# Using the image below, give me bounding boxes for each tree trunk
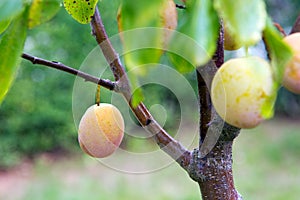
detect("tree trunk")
[186,112,242,200]
[197,140,241,200]
[189,22,243,199]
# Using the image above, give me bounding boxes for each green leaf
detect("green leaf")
[118,0,177,107]
[214,0,266,47]
[28,0,61,29]
[167,51,195,73]
[0,19,11,34]
[168,0,219,72]
[118,0,175,74]
[0,7,29,106]
[263,18,293,84]
[0,0,23,21]
[129,73,144,108]
[260,18,293,119]
[0,0,23,34]
[260,88,276,120]
[63,0,98,24]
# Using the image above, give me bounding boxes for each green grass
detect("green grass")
[22,156,200,200]
[233,118,300,200]
[3,118,300,200]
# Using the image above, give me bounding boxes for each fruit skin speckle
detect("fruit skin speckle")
[211,56,274,129]
[282,33,300,94]
[63,0,97,24]
[78,103,124,158]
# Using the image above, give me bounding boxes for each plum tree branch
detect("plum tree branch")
[197,21,224,145]
[21,53,115,90]
[290,14,300,34]
[212,22,225,69]
[196,67,212,143]
[90,7,192,169]
[192,20,242,200]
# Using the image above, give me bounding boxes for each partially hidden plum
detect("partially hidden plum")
[282,33,300,94]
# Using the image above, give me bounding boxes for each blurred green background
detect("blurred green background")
[0,0,300,199]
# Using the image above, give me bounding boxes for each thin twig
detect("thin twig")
[90,7,192,169]
[274,23,286,36]
[290,14,300,34]
[21,53,115,90]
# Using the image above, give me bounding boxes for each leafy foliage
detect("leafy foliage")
[0,19,11,34]
[0,7,90,167]
[29,0,61,28]
[214,0,267,47]
[263,18,293,84]
[169,0,219,72]
[117,0,177,106]
[0,0,23,22]
[0,7,29,105]
[0,1,120,167]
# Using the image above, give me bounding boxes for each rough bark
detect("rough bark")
[192,21,242,200]
[188,114,242,200]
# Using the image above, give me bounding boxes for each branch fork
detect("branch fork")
[20,6,252,200]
